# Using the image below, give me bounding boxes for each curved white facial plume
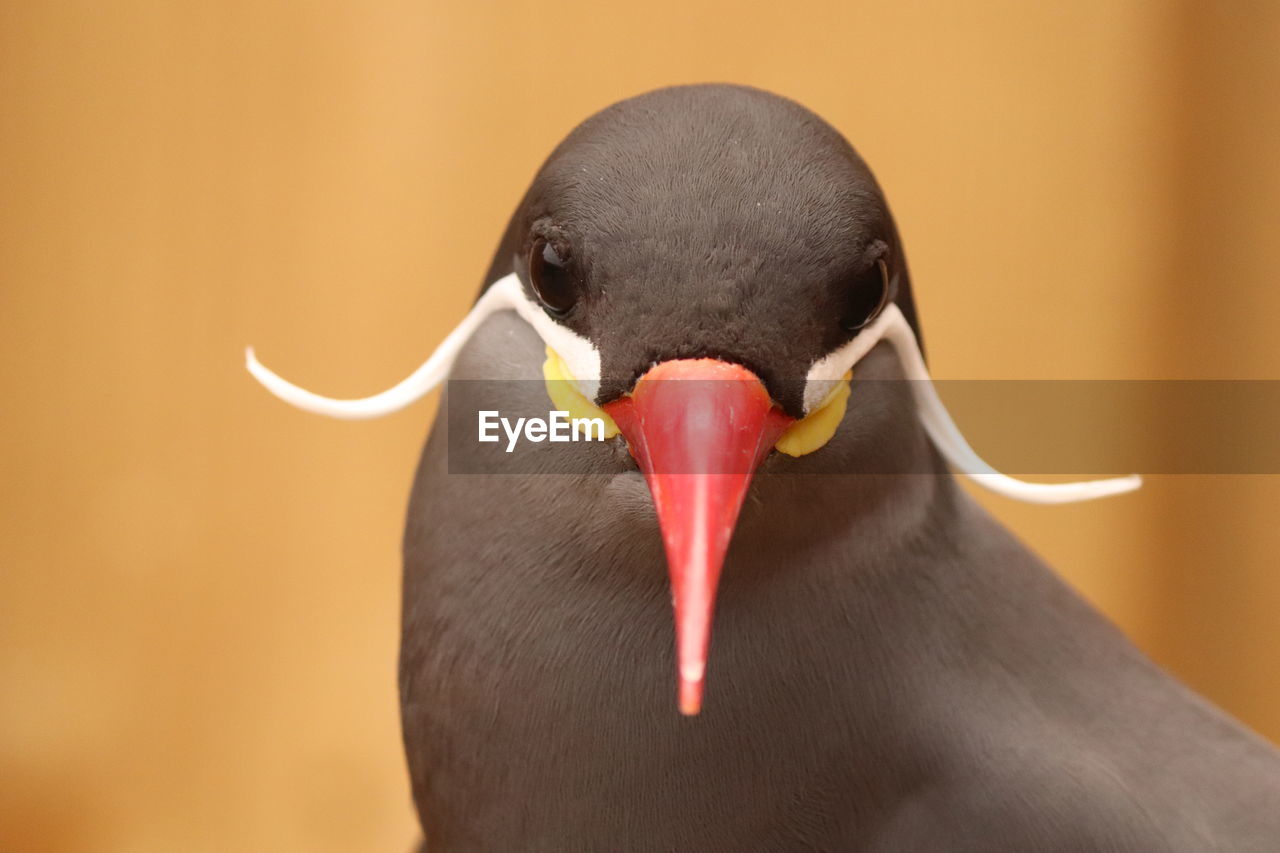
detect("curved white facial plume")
[805,303,1142,504]
[246,273,1141,504]
[245,274,599,419]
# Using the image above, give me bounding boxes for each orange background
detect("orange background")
[2,2,1278,851]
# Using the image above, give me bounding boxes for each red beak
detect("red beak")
[603,359,795,715]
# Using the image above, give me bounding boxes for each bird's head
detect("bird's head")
[247,84,1139,715]
[505,85,916,713]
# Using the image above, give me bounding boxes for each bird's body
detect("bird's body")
[403,312,1280,851]
[247,83,1280,850]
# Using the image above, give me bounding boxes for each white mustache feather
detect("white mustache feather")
[246,273,1141,504]
[245,274,598,419]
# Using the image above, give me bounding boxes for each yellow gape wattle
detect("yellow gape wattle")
[542,347,849,457]
[774,372,852,457]
[542,347,620,438]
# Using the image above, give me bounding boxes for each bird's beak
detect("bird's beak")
[603,360,795,715]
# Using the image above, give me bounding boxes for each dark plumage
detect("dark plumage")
[481,84,921,417]
[400,84,1280,851]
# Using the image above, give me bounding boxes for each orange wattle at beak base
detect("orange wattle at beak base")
[602,359,795,716]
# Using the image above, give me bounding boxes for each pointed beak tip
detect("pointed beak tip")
[679,679,704,716]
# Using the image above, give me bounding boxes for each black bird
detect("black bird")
[249,85,1280,852]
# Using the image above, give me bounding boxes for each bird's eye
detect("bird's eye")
[528,238,578,317]
[840,258,893,332]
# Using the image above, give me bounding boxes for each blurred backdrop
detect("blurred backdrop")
[2,1,1278,851]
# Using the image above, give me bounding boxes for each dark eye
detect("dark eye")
[528,238,578,317]
[840,259,893,332]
